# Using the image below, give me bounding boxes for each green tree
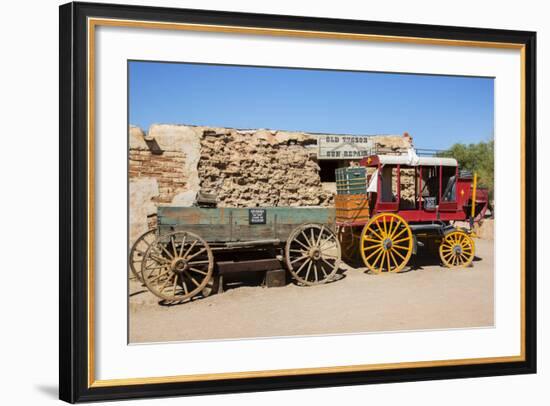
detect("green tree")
[438,140,494,200]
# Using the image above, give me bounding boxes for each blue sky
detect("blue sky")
[129,61,494,150]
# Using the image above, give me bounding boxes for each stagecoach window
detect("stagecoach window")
[421,166,438,199]
[441,166,457,202]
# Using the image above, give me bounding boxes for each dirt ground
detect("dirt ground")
[129,234,494,344]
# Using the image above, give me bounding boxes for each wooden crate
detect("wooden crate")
[335,167,367,195]
[335,194,370,224]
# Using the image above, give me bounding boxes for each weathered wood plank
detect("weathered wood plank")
[157,206,336,243]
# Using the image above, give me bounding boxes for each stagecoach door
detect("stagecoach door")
[376,164,399,212]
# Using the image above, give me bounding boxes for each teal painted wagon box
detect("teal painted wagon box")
[157,206,337,244]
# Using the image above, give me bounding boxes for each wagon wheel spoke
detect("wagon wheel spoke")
[391,247,406,261]
[148,268,171,284]
[368,226,384,241]
[303,261,313,282]
[158,243,174,260]
[377,252,387,273]
[389,250,400,270]
[179,275,191,296]
[189,267,208,276]
[294,238,310,250]
[183,271,201,287]
[318,262,329,278]
[313,263,319,282]
[363,243,381,251]
[182,239,197,259]
[290,254,309,264]
[178,233,187,257]
[365,246,384,261]
[316,225,325,246]
[187,247,207,261]
[320,257,335,269]
[360,213,412,274]
[171,272,179,294]
[371,249,385,269]
[289,248,306,253]
[157,273,174,293]
[187,259,210,265]
[149,253,169,264]
[303,230,316,247]
[286,224,341,286]
[386,217,394,238]
[375,221,386,238]
[294,258,311,274]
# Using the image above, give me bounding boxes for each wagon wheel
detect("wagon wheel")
[285,223,341,286]
[337,224,360,263]
[439,230,475,268]
[360,213,413,274]
[128,228,156,283]
[141,231,214,302]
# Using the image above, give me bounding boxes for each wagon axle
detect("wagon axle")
[172,258,189,273]
[309,247,322,260]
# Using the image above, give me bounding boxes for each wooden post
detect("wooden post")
[471,172,478,219]
[396,165,401,206]
[418,166,423,209]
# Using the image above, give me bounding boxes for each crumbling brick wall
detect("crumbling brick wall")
[129,149,188,204]
[128,124,202,243]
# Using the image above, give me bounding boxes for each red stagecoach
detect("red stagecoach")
[335,149,489,273]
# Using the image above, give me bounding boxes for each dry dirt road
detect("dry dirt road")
[129,237,494,343]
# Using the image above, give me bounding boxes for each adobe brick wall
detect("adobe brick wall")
[129,149,188,204]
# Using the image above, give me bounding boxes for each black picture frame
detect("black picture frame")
[59,1,537,403]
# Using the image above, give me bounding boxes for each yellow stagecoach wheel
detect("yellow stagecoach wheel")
[360,213,413,274]
[439,231,475,268]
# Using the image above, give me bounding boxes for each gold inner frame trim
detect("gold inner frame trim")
[87,17,527,388]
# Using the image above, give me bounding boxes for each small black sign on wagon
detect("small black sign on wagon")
[249,208,267,225]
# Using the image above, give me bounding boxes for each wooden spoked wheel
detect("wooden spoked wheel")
[337,224,361,263]
[129,228,156,283]
[285,224,341,286]
[439,231,475,268]
[141,231,214,302]
[360,213,413,273]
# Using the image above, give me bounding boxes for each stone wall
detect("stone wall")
[198,129,333,207]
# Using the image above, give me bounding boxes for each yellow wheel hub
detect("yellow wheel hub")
[439,231,475,268]
[360,213,413,273]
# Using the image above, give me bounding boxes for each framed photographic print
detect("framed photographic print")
[59,1,537,403]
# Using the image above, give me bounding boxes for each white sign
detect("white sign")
[318,135,374,159]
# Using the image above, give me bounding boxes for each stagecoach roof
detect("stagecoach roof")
[365,153,457,167]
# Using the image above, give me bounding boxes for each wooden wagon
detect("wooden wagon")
[130,206,342,303]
